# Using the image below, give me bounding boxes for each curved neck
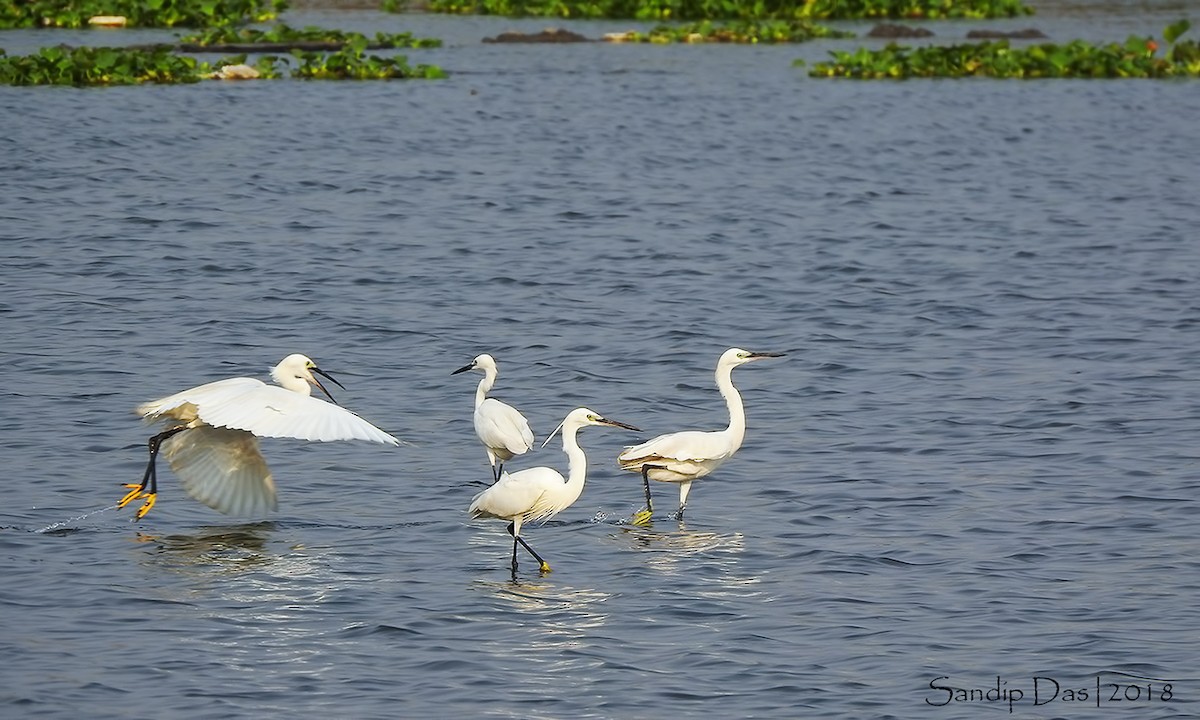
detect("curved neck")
[558,423,589,507]
[474,368,496,408]
[717,363,746,452]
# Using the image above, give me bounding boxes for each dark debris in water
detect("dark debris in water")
[483,28,591,44]
[867,23,934,39]
[967,27,1048,39]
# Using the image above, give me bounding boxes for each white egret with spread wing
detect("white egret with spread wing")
[119,353,400,519]
[618,347,784,522]
[469,407,639,577]
[452,353,535,482]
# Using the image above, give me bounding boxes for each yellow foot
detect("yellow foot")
[630,509,653,526]
[117,484,146,509]
[134,493,157,520]
[538,561,552,573]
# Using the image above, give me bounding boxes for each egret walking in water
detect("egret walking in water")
[119,353,400,519]
[452,353,534,482]
[618,347,784,523]
[468,407,638,577]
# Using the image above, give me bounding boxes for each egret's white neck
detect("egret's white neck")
[557,422,590,508]
[474,367,497,408]
[272,365,312,396]
[717,363,746,452]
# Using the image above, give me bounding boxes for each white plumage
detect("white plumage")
[452,353,534,482]
[119,353,400,519]
[617,347,784,521]
[469,407,638,576]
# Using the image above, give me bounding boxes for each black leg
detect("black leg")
[640,466,655,513]
[494,462,504,483]
[506,522,550,573]
[509,527,519,576]
[119,426,185,519]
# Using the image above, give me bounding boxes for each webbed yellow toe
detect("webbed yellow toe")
[134,493,157,519]
[117,484,146,509]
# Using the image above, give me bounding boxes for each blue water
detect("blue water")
[2,2,1200,717]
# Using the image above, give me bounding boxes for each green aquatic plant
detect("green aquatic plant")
[618,19,854,43]
[0,45,447,85]
[0,45,209,85]
[178,23,442,49]
[807,19,1200,78]
[0,0,286,29]
[287,46,447,80]
[416,0,1029,21]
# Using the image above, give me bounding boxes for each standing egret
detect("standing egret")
[118,353,400,520]
[452,353,535,482]
[468,407,639,577]
[618,347,784,522]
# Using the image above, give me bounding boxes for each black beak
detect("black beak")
[749,351,786,359]
[311,366,345,405]
[600,417,641,432]
[451,362,475,375]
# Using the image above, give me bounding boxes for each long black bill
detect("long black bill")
[451,362,476,375]
[311,366,346,405]
[749,351,786,359]
[600,418,641,432]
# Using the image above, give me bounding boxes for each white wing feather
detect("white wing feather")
[140,380,400,445]
[468,466,566,524]
[619,430,733,465]
[475,398,534,457]
[161,426,277,517]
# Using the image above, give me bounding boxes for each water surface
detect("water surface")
[2,2,1200,717]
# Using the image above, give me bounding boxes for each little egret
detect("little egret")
[618,347,784,522]
[119,353,400,519]
[468,407,639,577]
[452,353,535,482]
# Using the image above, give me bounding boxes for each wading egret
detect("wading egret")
[452,353,535,482]
[469,407,639,577]
[119,353,400,519]
[618,347,784,522]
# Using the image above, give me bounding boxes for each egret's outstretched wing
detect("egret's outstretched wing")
[138,377,399,444]
[137,378,266,423]
[619,430,733,466]
[475,398,534,456]
[162,426,277,517]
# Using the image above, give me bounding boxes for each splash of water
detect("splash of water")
[33,505,119,534]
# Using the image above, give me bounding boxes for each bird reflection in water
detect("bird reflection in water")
[614,522,759,590]
[132,522,280,575]
[473,579,612,658]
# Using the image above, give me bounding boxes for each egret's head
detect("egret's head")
[542,407,641,447]
[452,353,498,376]
[273,353,346,403]
[720,347,786,370]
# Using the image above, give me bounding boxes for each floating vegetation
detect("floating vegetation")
[806,19,1200,78]
[0,46,210,84]
[177,23,442,50]
[613,19,854,43]
[413,0,1030,21]
[0,0,286,29]
[0,45,446,85]
[288,46,447,80]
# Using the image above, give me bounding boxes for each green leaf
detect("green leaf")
[1163,18,1190,45]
